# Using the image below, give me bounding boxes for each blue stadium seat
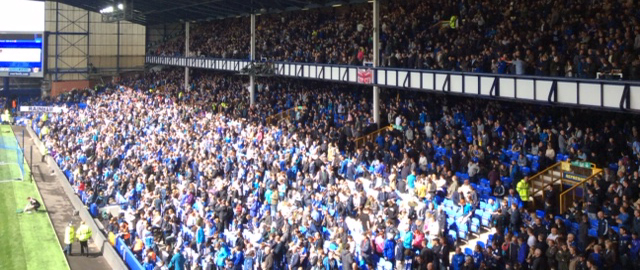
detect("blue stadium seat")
[449,231,457,242]
[590,219,598,229]
[536,210,545,218]
[458,224,468,240]
[479,201,487,210]
[531,162,539,173]
[480,178,490,185]
[588,229,597,237]
[471,218,480,233]
[482,212,492,227]
[571,223,580,234]
[477,241,485,249]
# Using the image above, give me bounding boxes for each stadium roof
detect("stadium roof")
[55,0,370,25]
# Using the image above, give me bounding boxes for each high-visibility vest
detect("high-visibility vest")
[449,16,458,29]
[2,110,10,123]
[108,232,116,246]
[77,225,92,242]
[64,225,75,244]
[516,180,530,202]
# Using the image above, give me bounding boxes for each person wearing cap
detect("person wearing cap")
[76,220,92,256]
[64,221,75,256]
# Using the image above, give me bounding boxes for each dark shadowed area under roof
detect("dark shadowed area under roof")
[50,0,371,25]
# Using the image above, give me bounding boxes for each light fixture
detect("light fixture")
[332,4,342,7]
[100,6,114,14]
[117,3,124,10]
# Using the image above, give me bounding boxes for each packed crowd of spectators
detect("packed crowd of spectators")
[150,0,640,80]
[26,68,640,270]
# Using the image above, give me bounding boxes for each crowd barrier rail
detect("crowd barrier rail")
[146,55,640,114]
[265,106,306,126]
[114,237,145,270]
[354,125,393,149]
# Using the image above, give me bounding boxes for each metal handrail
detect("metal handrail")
[559,170,604,214]
[354,125,393,149]
[528,162,562,209]
[265,106,306,126]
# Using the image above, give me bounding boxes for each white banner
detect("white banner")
[19,106,67,113]
[0,48,41,62]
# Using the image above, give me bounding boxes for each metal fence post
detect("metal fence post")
[29,145,33,183]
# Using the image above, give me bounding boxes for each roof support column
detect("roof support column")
[372,0,380,126]
[117,21,121,75]
[249,14,256,107]
[184,21,190,93]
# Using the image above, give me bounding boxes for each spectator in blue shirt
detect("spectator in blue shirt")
[451,247,465,270]
[517,236,529,268]
[407,169,417,195]
[168,248,185,270]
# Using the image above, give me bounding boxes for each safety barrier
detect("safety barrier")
[354,125,393,149]
[528,162,563,210]
[265,106,306,126]
[114,237,144,270]
[559,170,604,214]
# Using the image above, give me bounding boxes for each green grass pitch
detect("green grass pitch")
[0,125,68,270]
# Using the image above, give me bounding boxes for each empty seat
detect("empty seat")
[480,178,490,187]
[479,202,487,210]
[481,212,492,227]
[465,247,473,256]
[471,218,480,233]
[458,224,468,240]
[472,211,482,222]
[590,219,598,229]
[612,226,620,234]
[477,241,485,249]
